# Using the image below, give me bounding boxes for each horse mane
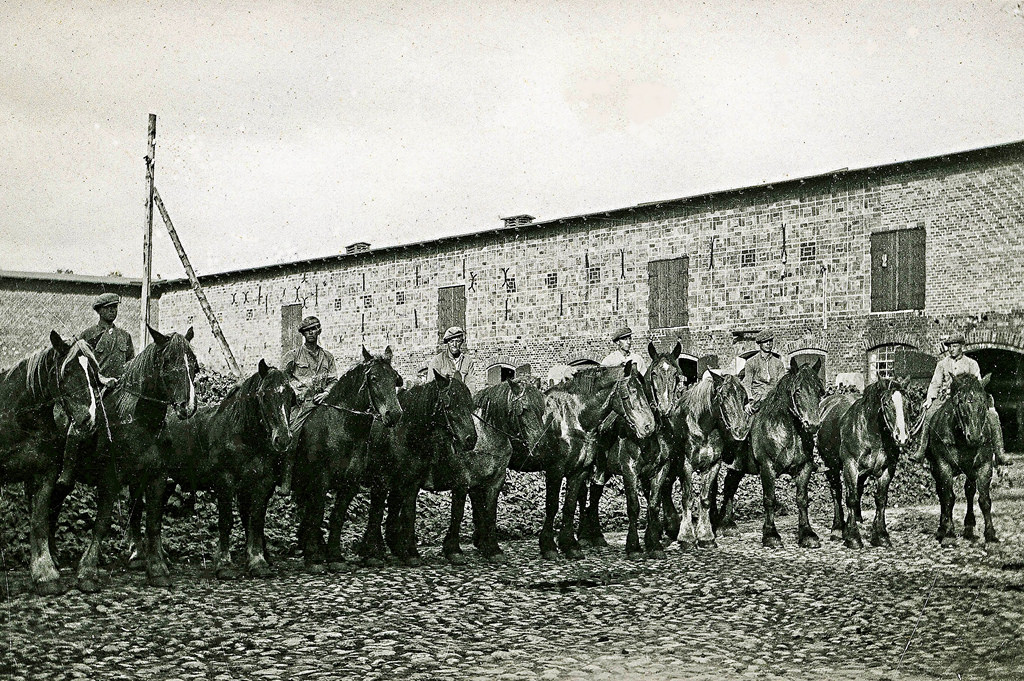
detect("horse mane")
[3,338,96,403]
[110,341,162,418]
[325,360,371,405]
[682,374,716,436]
[860,378,889,416]
[475,381,518,425]
[215,370,263,415]
[759,368,797,413]
[557,365,623,396]
[950,372,984,398]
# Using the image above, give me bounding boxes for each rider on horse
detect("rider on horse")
[908,333,1008,466]
[742,329,785,413]
[601,326,648,374]
[428,326,476,385]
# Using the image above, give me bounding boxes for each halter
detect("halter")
[712,378,744,440]
[471,386,552,460]
[320,367,382,419]
[611,375,644,436]
[787,377,816,433]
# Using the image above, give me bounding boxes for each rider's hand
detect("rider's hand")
[923,398,932,411]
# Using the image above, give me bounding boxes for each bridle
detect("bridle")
[320,368,382,419]
[471,386,552,459]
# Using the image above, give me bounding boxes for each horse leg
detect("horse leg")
[145,476,173,588]
[47,478,75,569]
[715,469,743,537]
[557,470,586,560]
[870,464,894,548]
[539,473,560,560]
[476,472,507,564]
[644,461,669,559]
[127,481,146,570]
[795,461,820,549]
[759,464,783,548]
[360,486,388,567]
[676,457,697,550]
[622,463,644,560]
[978,465,998,544]
[580,481,608,548]
[695,461,722,549]
[576,482,594,547]
[76,474,117,592]
[842,458,863,549]
[934,463,957,547]
[245,478,276,578]
[214,487,238,579]
[855,476,866,523]
[443,489,468,564]
[661,471,680,546]
[300,479,328,573]
[25,474,63,595]
[705,469,718,540]
[327,484,358,571]
[824,467,845,542]
[962,477,978,542]
[399,488,422,567]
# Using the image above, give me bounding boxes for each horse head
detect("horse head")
[256,359,295,452]
[614,361,657,439]
[711,372,750,441]
[786,357,825,434]
[51,331,101,433]
[150,325,199,420]
[646,341,686,416]
[431,371,478,453]
[949,373,991,448]
[361,345,404,427]
[875,377,911,449]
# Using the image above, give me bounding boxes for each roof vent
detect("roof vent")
[346,242,370,255]
[501,214,535,229]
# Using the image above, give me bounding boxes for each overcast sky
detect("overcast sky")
[2,0,1023,279]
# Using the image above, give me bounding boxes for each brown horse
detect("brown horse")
[0,333,100,594]
[143,359,295,583]
[817,378,913,549]
[53,326,198,592]
[716,358,824,548]
[531,363,657,560]
[291,347,404,573]
[925,373,998,546]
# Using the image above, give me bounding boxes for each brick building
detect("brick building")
[3,140,1023,446]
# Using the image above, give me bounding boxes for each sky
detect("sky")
[2,0,1023,280]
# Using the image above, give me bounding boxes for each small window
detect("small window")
[587,267,601,284]
[395,291,406,305]
[740,249,756,267]
[361,294,373,308]
[505,276,517,293]
[246,309,255,321]
[867,343,914,383]
[545,272,558,289]
[800,241,817,263]
[333,298,343,311]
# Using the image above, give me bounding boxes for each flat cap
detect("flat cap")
[92,292,120,309]
[612,326,633,342]
[943,333,966,346]
[297,316,321,333]
[443,326,465,342]
[755,330,774,344]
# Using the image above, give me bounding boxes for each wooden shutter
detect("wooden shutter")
[870,231,898,312]
[898,228,926,310]
[648,257,689,329]
[437,285,466,342]
[281,303,303,362]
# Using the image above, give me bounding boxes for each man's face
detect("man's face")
[446,338,464,356]
[98,304,118,323]
[616,336,632,353]
[948,342,964,359]
[302,327,321,345]
[758,340,773,354]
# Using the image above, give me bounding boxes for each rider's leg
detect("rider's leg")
[987,405,1010,466]
[909,403,938,464]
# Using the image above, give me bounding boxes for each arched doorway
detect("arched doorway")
[679,353,699,384]
[967,347,1024,452]
[788,348,827,383]
[486,363,516,386]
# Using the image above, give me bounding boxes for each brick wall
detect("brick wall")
[153,145,1024,388]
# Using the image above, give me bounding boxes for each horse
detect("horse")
[0,332,101,594]
[524,362,656,560]
[662,368,749,549]
[924,373,999,546]
[139,359,295,584]
[715,358,824,548]
[53,326,198,592]
[429,378,547,564]
[291,346,404,573]
[360,371,477,566]
[817,378,913,549]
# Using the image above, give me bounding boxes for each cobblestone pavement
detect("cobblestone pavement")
[2,463,1024,681]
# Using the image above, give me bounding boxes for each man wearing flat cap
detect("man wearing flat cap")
[78,292,135,381]
[283,316,337,406]
[742,329,785,409]
[428,326,476,384]
[909,332,1008,465]
[601,326,648,375]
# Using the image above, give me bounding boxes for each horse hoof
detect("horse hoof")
[697,538,718,549]
[626,550,644,561]
[128,558,146,572]
[720,524,740,538]
[363,556,386,568]
[327,561,351,573]
[591,536,609,548]
[445,552,468,566]
[844,537,862,550]
[77,578,101,594]
[762,536,783,549]
[870,536,892,549]
[147,574,173,589]
[647,550,667,560]
[677,538,696,551]
[402,556,422,568]
[541,550,559,561]
[565,548,584,561]
[485,552,508,565]
[249,565,273,579]
[577,537,594,549]
[985,533,1000,544]
[305,563,328,575]
[829,529,844,542]
[34,579,64,596]
[800,536,821,549]
[215,567,239,580]
[940,536,957,548]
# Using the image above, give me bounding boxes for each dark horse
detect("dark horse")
[817,378,913,549]
[531,362,656,560]
[716,358,824,548]
[292,347,404,573]
[362,371,477,566]
[55,326,198,592]
[924,373,999,546]
[145,359,295,583]
[0,333,100,594]
[663,368,749,548]
[431,379,547,564]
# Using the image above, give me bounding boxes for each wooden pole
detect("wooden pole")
[152,187,242,377]
[141,113,156,347]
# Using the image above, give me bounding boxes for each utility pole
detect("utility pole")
[140,113,156,346]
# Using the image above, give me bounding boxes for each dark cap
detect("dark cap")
[943,333,966,346]
[755,330,774,344]
[443,326,465,342]
[612,326,633,342]
[298,316,321,333]
[92,293,120,309]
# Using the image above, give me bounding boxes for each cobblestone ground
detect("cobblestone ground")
[2,461,1024,681]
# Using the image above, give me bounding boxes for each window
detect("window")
[361,294,373,308]
[800,241,817,263]
[505,276,517,293]
[545,272,558,289]
[740,249,755,267]
[246,309,255,321]
[587,267,601,284]
[395,291,406,305]
[867,344,913,382]
[871,227,925,311]
[648,256,689,329]
[333,298,343,311]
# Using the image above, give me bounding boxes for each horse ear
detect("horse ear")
[623,361,634,377]
[258,359,270,378]
[50,330,70,355]
[362,346,372,361]
[383,346,393,363]
[510,378,525,396]
[710,370,724,385]
[790,357,800,373]
[185,326,195,342]
[672,342,682,360]
[433,370,450,387]
[896,374,911,390]
[647,342,658,361]
[812,357,822,373]
[395,374,404,388]
[981,373,991,389]
[149,325,169,347]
